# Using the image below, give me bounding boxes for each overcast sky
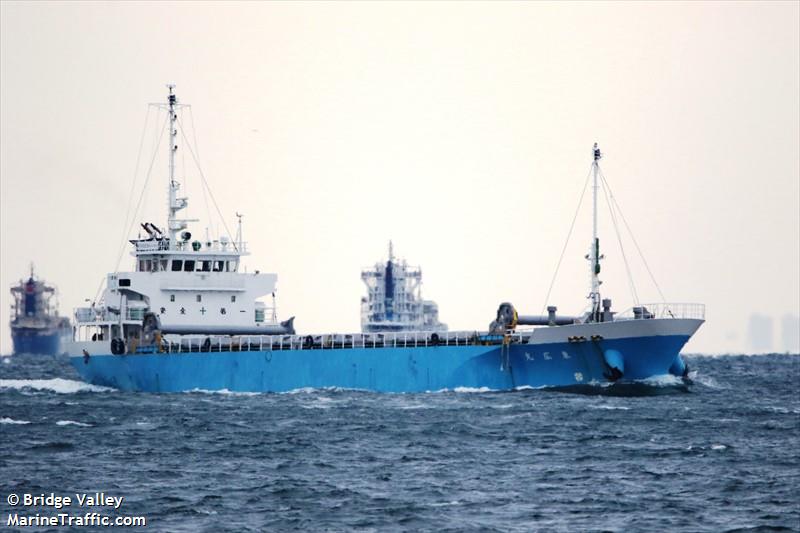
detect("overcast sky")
[1,1,798,354]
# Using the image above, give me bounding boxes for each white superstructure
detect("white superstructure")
[70,86,292,352]
[360,242,447,333]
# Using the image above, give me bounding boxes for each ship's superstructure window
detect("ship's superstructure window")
[170,294,175,302]
[197,294,202,302]
[231,295,236,303]
[214,261,223,272]
[172,260,183,272]
[201,260,211,272]
[119,279,131,287]
[184,260,195,272]
[160,259,168,271]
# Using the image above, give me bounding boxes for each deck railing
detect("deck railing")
[146,330,528,355]
[616,302,705,321]
[74,307,147,324]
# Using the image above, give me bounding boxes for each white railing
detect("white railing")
[134,240,248,254]
[617,302,705,320]
[74,307,147,324]
[147,329,527,354]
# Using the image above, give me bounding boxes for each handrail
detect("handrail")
[151,329,529,354]
[616,302,705,320]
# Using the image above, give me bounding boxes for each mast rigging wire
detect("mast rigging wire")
[539,165,593,316]
[188,106,217,240]
[599,168,668,304]
[175,115,238,251]
[599,173,640,306]
[92,106,156,304]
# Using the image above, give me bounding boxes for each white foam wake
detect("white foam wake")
[637,374,685,387]
[188,388,261,396]
[587,404,631,411]
[452,386,494,393]
[56,420,93,427]
[282,386,369,394]
[1,417,31,425]
[0,378,113,394]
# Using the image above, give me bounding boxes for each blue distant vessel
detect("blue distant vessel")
[67,87,704,392]
[10,265,71,355]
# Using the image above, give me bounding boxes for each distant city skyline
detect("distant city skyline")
[780,314,800,354]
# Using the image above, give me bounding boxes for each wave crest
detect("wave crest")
[1,417,31,425]
[56,420,93,427]
[0,378,113,394]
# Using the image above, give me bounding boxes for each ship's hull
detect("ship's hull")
[68,319,702,392]
[11,327,65,356]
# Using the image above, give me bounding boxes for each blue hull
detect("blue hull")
[12,330,63,356]
[69,333,691,392]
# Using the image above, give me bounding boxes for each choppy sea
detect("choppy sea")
[1,353,798,532]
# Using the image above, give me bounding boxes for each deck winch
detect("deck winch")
[489,302,577,333]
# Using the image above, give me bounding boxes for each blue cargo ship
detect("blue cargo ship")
[67,87,704,392]
[10,266,71,355]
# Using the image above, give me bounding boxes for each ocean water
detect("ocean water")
[1,354,798,532]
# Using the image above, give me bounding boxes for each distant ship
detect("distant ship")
[67,87,704,392]
[10,265,71,355]
[361,242,446,333]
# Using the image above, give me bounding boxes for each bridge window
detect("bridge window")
[119,279,131,287]
[201,260,211,272]
[171,260,183,272]
[213,261,223,272]
[183,260,195,272]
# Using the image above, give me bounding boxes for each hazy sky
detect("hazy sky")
[1,1,798,354]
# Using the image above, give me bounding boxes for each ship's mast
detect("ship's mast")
[589,143,603,319]
[166,85,190,249]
